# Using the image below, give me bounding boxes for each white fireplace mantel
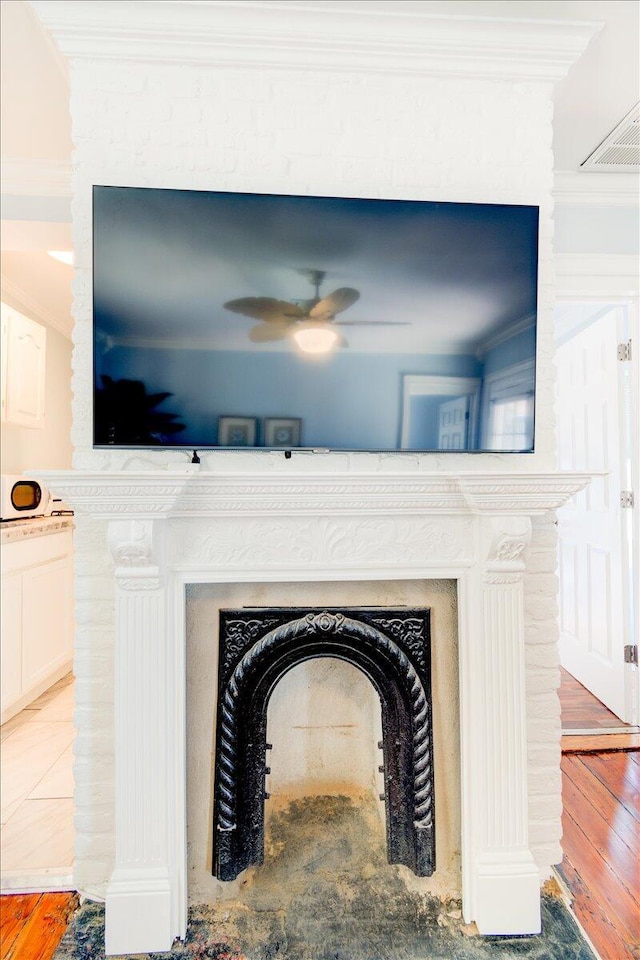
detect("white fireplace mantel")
[40,469,588,518]
[38,469,589,955]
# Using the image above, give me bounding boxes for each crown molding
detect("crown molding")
[476,314,535,357]
[554,253,640,300]
[0,273,73,339]
[29,0,601,82]
[553,170,640,207]
[0,158,72,198]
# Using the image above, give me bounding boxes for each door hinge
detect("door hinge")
[618,340,632,361]
[624,645,638,665]
[620,491,635,508]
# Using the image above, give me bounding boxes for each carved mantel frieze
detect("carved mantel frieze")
[166,514,475,571]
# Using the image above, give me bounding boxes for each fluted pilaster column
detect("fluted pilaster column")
[104,519,177,955]
[469,515,541,935]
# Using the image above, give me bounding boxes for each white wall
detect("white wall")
[53,6,566,901]
[69,64,556,473]
[0,305,72,473]
[554,204,640,256]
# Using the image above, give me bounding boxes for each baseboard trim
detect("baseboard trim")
[0,869,75,894]
[561,732,640,754]
[1,661,73,725]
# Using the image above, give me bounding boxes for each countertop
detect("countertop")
[0,515,74,545]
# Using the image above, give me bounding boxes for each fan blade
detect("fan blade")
[224,297,305,322]
[249,321,293,342]
[309,287,360,319]
[334,320,411,326]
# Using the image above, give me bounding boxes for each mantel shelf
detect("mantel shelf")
[33,469,591,518]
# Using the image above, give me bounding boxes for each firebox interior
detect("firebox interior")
[212,607,435,881]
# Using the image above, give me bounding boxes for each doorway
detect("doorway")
[555,300,639,728]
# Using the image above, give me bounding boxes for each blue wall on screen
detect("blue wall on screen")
[482,325,536,376]
[98,345,482,448]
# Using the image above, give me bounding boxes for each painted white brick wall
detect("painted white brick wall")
[68,59,560,897]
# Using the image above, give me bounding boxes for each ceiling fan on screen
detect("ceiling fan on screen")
[223,268,407,354]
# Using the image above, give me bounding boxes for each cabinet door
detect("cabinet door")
[21,557,73,692]
[1,302,47,428]
[1,570,23,713]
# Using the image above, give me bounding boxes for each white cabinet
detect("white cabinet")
[0,526,73,723]
[1,302,47,429]
[1,571,23,710]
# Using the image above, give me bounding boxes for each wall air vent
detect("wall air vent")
[581,102,640,171]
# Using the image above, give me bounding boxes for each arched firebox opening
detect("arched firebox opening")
[212,608,435,882]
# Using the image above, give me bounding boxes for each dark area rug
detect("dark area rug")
[54,796,595,960]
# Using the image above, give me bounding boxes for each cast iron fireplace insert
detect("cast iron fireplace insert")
[212,607,435,881]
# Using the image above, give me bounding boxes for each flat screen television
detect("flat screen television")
[93,185,538,453]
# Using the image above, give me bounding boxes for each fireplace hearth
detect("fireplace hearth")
[213,607,435,881]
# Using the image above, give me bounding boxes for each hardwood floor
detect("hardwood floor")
[559,667,633,731]
[558,746,640,960]
[557,667,639,958]
[0,681,76,957]
[0,892,77,960]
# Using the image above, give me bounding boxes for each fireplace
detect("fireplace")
[37,469,590,955]
[27,0,601,952]
[212,606,435,881]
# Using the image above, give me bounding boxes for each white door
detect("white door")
[556,304,636,723]
[437,395,469,450]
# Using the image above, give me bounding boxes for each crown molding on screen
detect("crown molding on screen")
[1,158,72,198]
[0,273,73,340]
[476,313,535,358]
[29,0,601,83]
[554,170,640,207]
[554,253,640,300]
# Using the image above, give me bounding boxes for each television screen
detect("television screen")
[93,185,538,452]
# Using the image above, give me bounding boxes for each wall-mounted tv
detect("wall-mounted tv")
[93,186,538,452]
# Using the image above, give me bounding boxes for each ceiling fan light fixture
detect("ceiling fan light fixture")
[292,323,339,354]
